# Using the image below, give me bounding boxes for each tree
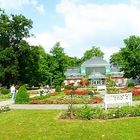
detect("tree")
[17,41,40,86]
[50,42,67,87]
[81,46,104,63]
[65,56,81,68]
[37,46,52,85]
[110,35,140,80]
[0,9,35,87]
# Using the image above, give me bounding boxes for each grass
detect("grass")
[0,110,140,140]
[133,95,140,101]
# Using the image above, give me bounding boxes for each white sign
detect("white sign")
[104,93,132,110]
[97,85,107,96]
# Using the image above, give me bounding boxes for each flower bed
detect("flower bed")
[64,89,89,95]
[132,88,140,96]
[60,105,140,120]
[89,97,103,104]
[30,96,103,104]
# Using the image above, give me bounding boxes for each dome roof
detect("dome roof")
[82,56,109,67]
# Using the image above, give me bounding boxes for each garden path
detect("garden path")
[1,100,140,110]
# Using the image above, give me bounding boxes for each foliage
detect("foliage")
[30,94,103,104]
[132,88,140,96]
[75,105,94,120]
[106,75,116,87]
[89,97,103,104]
[0,105,10,113]
[81,46,104,62]
[133,95,140,100]
[0,87,10,95]
[55,85,61,92]
[15,85,29,104]
[127,82,135,87]
[110,35,140,80]
[49,42,67,86]
[0,94,11,101]
[61,105,140,120]
[0,9,41,87]
[64,88,89,95]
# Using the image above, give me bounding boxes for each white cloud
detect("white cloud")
[27,0,140,60]
[0,0,45,14]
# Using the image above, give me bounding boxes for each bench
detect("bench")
[104,92,132,110]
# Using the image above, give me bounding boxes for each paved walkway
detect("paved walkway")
[0,99,14,107]
[1,100,140,110]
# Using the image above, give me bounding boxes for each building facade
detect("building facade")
[64,56,125,86]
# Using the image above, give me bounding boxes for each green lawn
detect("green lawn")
[0,110,140,140]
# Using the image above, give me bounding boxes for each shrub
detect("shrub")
[132,88,140,96]
[90,97,103,104]
[0,88,10,95]
[0,105,10,113]
[55,85,61,92]
[127,82,135,87]
[75,105,94,120]
[60,105,140,120]
[65,89,89,95]
[15,85,29,104]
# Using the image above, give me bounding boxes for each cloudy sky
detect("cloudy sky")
[1,0,140,61]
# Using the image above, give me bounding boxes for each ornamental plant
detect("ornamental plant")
[132,87,140,96]
[15,85,29,104]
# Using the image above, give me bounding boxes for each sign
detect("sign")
[104,93,132,110]
[80,67,86,75]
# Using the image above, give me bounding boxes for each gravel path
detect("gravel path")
[1,100,140,110]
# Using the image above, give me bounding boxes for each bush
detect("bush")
[75,105,94,120]
[55,85,61,92]
[15,85,29,104]
[132,87,140,96]
[127,82,135,87]
[0,105,10,113]
[60,105,140,120]
[0,88,10,95]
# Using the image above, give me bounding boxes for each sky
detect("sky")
[1,0,140,61]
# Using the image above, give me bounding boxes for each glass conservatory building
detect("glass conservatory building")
[64,56,124,86]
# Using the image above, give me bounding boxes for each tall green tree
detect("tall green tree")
[17,41,40,86]
[37,46,52,85]
[0,9,34,87]
[110,35,140,80]
[50,42,67,87]
[81,46,104,63]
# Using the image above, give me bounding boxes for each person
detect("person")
[10,84,16,100]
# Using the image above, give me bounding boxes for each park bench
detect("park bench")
[104,92,132,110]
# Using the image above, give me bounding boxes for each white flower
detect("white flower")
[113,114,116,117]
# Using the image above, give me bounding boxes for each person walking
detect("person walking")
[10,84,16,101]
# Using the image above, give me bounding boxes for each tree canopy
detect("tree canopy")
[81,46,104,63]
[110,35,140,80]
[0,9,38,87]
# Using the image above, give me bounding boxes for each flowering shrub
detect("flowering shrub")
[60,105,140,120]
[64,89,71,94]
[79,81,89,86]
[90,97,103,104]
[132,88,140,96]
[30,96,102,104]
[73,89,89,95]
[64,89,89,95]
